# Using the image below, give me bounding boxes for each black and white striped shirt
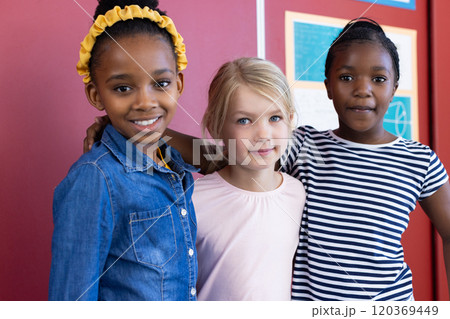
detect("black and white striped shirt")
[281,126,448,300]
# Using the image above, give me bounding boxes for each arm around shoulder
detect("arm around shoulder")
[49,163,114,300]
[165,128,225,175]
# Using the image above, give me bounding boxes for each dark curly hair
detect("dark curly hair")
[324,18,400,82]
[89,0,177,82]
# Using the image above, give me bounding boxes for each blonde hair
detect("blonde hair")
[202,57,296,139]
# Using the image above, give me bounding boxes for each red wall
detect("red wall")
[430,0,450,301]
[1,0,447,300]
[0,0,256,301]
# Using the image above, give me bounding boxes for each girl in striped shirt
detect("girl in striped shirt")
[282,18,450,300]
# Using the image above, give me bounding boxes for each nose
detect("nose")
[253,119,271,141]
[353,77,372,98]
[132,87,157,111]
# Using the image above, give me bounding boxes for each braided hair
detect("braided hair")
[325,18,400,83]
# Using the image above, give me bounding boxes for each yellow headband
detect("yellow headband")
[76,5,187,84]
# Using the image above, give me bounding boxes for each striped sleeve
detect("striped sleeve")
[282,127,305,175]
[419,150,448,200]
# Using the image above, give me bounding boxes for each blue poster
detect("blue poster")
[293,22,341,82]
[383,96,412,139]
[356,0,416,10]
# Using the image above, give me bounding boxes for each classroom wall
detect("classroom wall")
[0,0,257,301]
[430,0,450,301]
[1,0,448,300]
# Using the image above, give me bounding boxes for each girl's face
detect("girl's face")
[86,34,183,146]
[220,85,291,171]
[324,42,398,142]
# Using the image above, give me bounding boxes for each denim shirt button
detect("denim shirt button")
[188,248,194,256]
[190,288,196,296]
[181,208,187,217]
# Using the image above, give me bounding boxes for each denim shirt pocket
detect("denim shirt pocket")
[129,206,177,267]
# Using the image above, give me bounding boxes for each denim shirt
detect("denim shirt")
[49,125,198,300]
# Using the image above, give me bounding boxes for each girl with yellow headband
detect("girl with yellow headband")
[49,0,198,300]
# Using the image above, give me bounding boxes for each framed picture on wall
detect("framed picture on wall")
[285,11,418,140]
[356,0,416,11]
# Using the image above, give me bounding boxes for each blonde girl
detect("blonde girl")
[193,57,305,300]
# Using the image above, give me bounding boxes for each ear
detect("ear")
[289,112,294,122]
[324,79,332,100]
[85,82,105,111]
[176,72,185,95]
[390,81,399,102]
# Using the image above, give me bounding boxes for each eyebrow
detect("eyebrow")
[232,108,283,118]
[152,68,176,76]
[372,66,392,74]
[106,68,175,83]
[106,74,132,83]
[337,65,392,74]
[230,110,253,117]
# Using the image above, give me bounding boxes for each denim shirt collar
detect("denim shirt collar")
[101,124,198,176]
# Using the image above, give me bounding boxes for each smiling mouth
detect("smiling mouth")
[132,117,161,126]
[250,147,276,156]
[349,106,374,112]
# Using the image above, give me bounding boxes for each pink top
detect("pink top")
[193,172,305,300]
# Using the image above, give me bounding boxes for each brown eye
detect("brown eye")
[339,75,353,81]
[373,76,387,83]
[114,86,131,93]
[155,80,170,88]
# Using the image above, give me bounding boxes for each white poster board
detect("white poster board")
[285,12,418,139]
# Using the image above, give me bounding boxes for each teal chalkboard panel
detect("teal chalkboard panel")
[293,22,341,82]
[356,0,415,10]
[384,96,412,139]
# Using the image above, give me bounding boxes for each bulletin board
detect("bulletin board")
[285,11,418,140]
[356,0,416,11]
